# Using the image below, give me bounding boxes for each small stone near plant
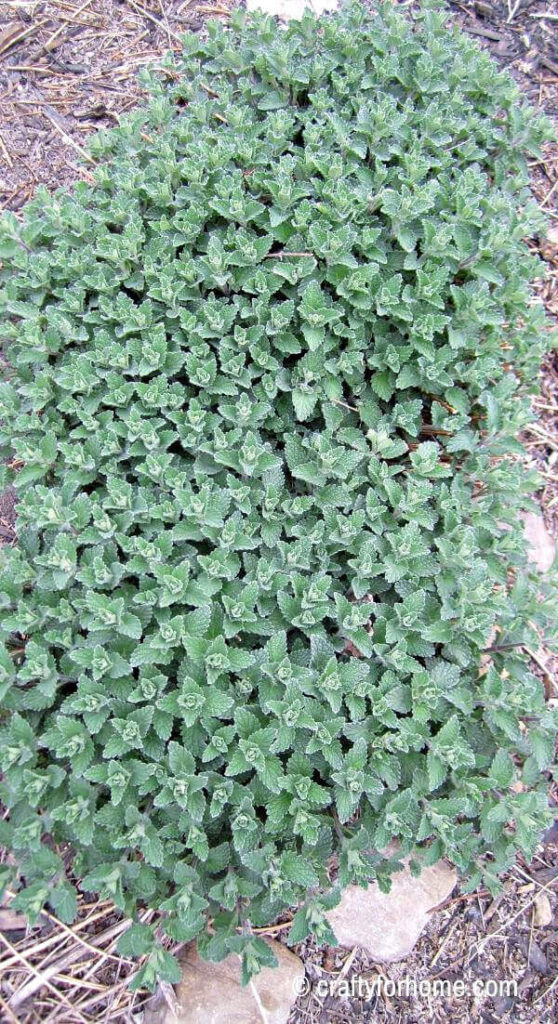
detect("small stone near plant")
[522,512,556,574]
[534,892,553,928]
[142,940,304,1024]
[325,859,457,962]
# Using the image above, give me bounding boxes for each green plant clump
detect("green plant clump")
[0,0,555,986]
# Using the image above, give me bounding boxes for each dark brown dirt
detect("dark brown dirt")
[0,0,233,204]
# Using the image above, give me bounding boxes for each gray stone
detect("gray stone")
[325,858,457,962]
[142,939,304,1024]
[522,511,556,574]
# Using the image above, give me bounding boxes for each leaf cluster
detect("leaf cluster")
[0,0,556,985]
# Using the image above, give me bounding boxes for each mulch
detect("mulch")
[0,1,556,1021]
[0,0,232,203]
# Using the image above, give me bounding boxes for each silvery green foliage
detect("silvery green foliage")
[0,0,555,987]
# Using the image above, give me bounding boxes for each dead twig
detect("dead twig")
[126,0,184,44]
[42,105,97,165]
[540,177,558,210]
[38,0,96,54]
[0,130,13,168]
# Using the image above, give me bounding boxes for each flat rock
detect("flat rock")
[326,859,457,962]
[142,939,304,1024]
[245,0,339,20]
[522,512,556,574]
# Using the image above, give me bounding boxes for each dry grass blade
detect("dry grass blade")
[0,130,14,168]
[0,892,160,1021]
[0,992,21,1024]
[8,918,132,1009]
[41,105,97,164]
[38,0,97,54]
[468,874,558,963]
[37,905,134,967]
[126,0,184,44]
[540,177,558,209]
[0,928,87,1019]
[0,19,48,58]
